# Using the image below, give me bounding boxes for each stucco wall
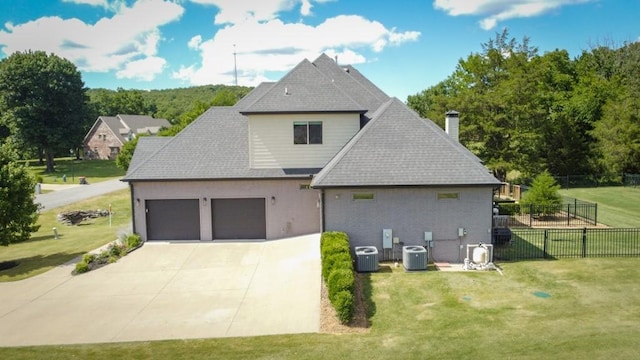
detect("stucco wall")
[322,187,494,263]
[131,179,321,241]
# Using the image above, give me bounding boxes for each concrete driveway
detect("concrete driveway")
[0,234,321,346]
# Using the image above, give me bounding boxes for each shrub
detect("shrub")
[82,253,96,264]
[320,231,349,260]
[327,268,355,302]
[75,261,89,274]
[322,252,352,280]
[125,233,142,249]
[498,203,520,215]
[108,243,125,257]
[333,290,354,324]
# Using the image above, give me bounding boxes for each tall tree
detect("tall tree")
[0,51,88,172]
[0,145,40,246]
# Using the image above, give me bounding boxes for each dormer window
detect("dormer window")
[294,121,322,145]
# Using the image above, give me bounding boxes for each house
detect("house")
[83,114,170,160]
[122,54,501,263]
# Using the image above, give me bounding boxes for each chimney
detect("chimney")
[445,110,459,142]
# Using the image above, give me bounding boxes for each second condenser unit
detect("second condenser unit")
[402,246,428,271]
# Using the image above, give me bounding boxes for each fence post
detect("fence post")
[594,203,598,225]
[582,227,587,258]
[567,204,571,226]
[530,204,533,227]
[543,229,548,259]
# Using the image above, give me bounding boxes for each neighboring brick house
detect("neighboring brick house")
[123,54,501,263]
[83,114,170,160]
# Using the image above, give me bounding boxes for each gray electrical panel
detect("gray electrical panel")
[382,229,392,249]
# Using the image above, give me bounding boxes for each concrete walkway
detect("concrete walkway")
[0,234,321,346]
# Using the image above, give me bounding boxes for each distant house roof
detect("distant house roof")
[311,98,500,187]
[123,53,499,188]
[83,114,171,145]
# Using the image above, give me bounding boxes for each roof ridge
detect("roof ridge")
[123,108,219,178]
[311,97,395,186]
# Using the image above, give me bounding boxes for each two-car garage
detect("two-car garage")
[145,198,267,241]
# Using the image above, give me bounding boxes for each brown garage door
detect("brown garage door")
[212,198,266,239]
[146,199,201,240]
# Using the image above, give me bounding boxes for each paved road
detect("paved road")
[35,179,129,210]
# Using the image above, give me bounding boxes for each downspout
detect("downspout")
[129,182,137,235]
[320,190,326,233]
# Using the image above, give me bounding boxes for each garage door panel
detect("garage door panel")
[146,199,201,240]
[212,198,266,239]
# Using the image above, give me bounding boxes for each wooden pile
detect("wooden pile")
[57,209,110,226]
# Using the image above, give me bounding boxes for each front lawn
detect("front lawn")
[25,157,126,184]
[1,258,639,359]
[0,189,131,281]
[559,186,640,227]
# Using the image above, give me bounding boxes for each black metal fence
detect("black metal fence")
[494,228,640,261]
[497,199,597,227]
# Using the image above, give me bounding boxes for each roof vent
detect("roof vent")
[284,87,290,95]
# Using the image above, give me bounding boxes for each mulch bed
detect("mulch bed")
[320,272,370,334]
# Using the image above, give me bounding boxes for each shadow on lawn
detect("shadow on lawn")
[0,252,84,280]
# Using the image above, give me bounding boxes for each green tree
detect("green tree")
[0,145,40,246]
[520,171,562,218]
[115,136,142,171]
[0,51,88,172]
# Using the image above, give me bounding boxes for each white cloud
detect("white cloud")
[117,56,167,81]
[62,0,127,12]
[174,14,420,86]
[433,0,592,30]
[188,0,334,24]
[188,35,203,50]
[0,0,184,81]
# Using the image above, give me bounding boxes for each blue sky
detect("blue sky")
[1,0,639,100]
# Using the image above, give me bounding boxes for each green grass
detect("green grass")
[560,186,640,227]
[25,157,126,184]
[0,189,131,281]
[1,258,639,359]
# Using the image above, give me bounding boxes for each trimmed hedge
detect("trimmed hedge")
[320,231,355,324]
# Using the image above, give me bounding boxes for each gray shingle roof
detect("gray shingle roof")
[311,54,389,117]
[122,107,319,181]
[311,98,501,187]
[127,137,171,171]
[124,54,498,188]
[240,59,366,114]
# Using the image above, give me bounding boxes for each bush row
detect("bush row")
[320,231,355,324]
[74,233,142,274]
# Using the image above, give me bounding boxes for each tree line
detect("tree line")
[407,30,640,183]
[0,50,251,172]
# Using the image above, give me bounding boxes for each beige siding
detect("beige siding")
[248,113,360,168]
[132,179,321,241]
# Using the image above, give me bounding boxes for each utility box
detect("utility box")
[355,246,379,272]
[382,229,393,249]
